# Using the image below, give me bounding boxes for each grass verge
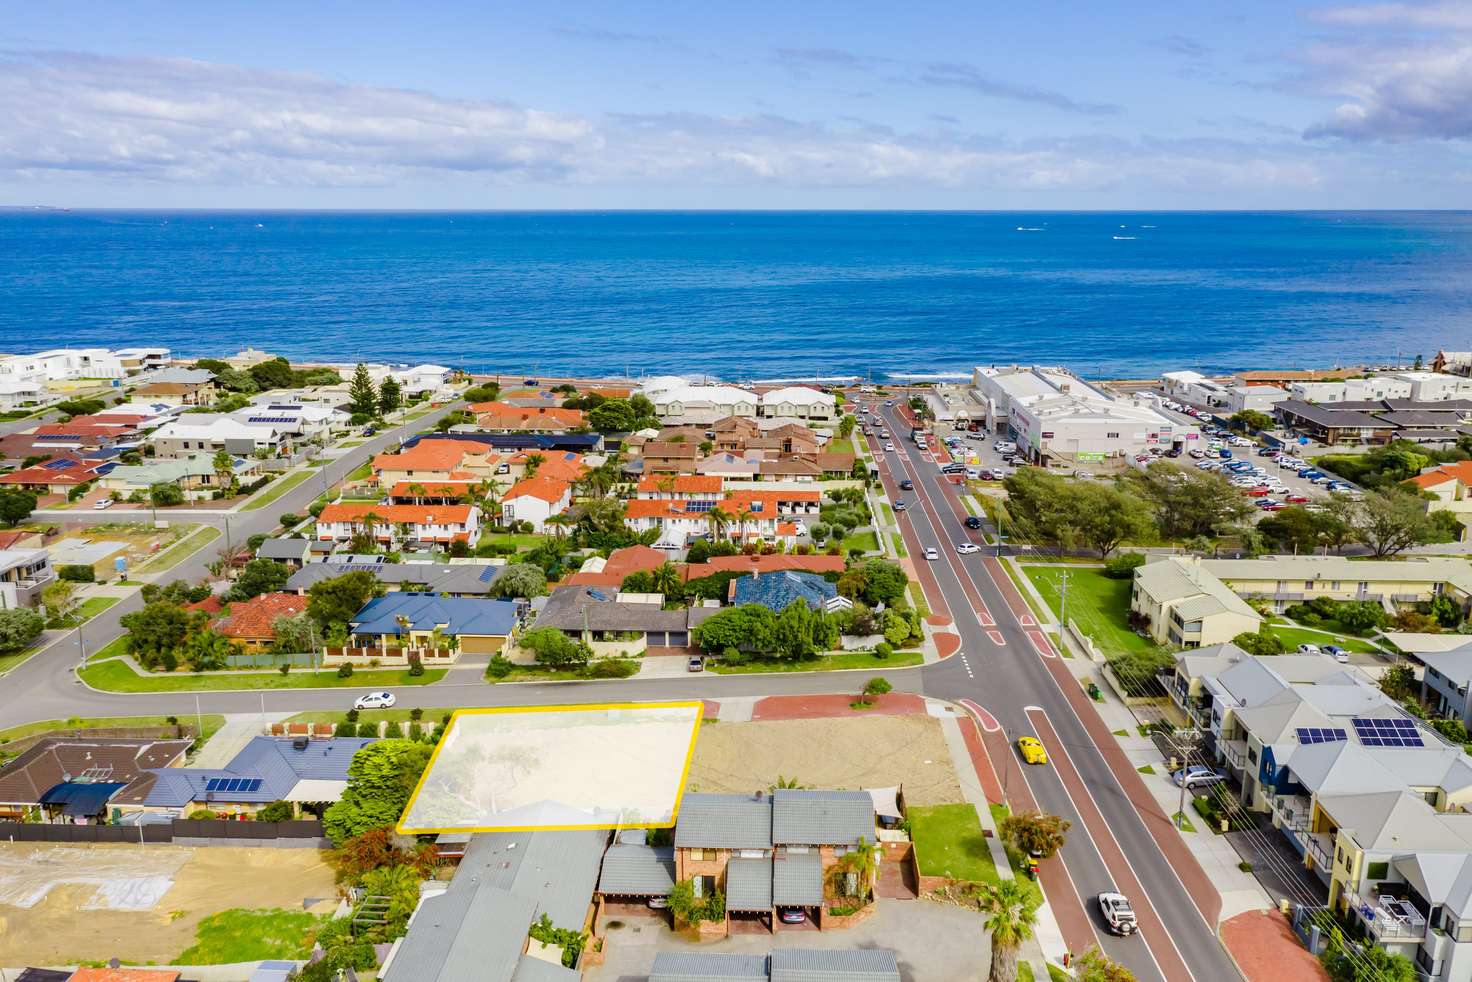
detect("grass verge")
[708,649,923,675]
[891,532,908,558]
[79,658,446,692]
[986,803,1045,908]
[240,469,314,511]
[0,713,226,748]
[1022,565,1165,661]
[137,526,221,573]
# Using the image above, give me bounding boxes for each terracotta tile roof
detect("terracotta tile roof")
[388,481,477,498]
[604,544,669,576]
[70,970,181,982]
[511,451,587,482]
[636,475,723,494]
[1408,461,1472,489]
[188,594,224,614]
[371,439,472,473]
[685,553,846,579]
[0,530,34,550]
[589,387,632,399]
[317,502,474,525]
[624,499,693,520]
[504,475,571,504]
[0,455,107,485]
[217,592,308,640]
[724,489,822,508]
[471,401,585,430]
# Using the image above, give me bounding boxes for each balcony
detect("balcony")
[1272,794,1311,833]
[1347,893,1428,942]
[1299,830,1333,870]
[1222,739,1249,771]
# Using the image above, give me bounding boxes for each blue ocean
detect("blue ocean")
[2,210,1469,380]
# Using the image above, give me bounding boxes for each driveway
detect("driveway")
[586,899,984,982]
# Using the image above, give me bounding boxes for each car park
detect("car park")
[923,547,939,561]
[957,542,981,555]
[353,691,396,710]
[1098,893,1138,936]
[1172,765,1227,790]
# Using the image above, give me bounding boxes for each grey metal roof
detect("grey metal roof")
[537,585,693,633]
[771,851,824,907]
[650,952,769,982]
[287,560,503,595]
[726,856,774,911]
[674,793,774,849]
[511,955,581,982]
[769,948,901,982]
[772,790,875,846]
[256,537,311,560]
[598,843,676,895]
[382,830,606,982]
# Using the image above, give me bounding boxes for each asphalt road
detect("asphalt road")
[0,398,1235,980]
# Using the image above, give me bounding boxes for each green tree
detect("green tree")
[1320,928,1414,982]
[1354,488,1438,558]
[773,599,819,660]
[322,740,434,845]
[1232,627,1288,657]
[183,628,238,671]
[695,604,778,654]
[0,607,43,652]
[1379,663,1418,701]
[149,482,185,507]
[225,557,290,602]
[120,600,196,667]
[518,626,591,667]
[1073,946,1138,982]
[1431,593,1464,629]
[978,878,1039,982]
[1229,409,1272,432]
[999,810,1070,860]
[0,489,37,527]
[489,562,548,599]
[42,579,77,624]
[214,367,259,393]
[378,376,403,416]
[349,363,380,418]
[211,448,235,493]
[270,613,316,655]
[248,357,295,390]
[587,399,636,433]
[858,559,909,607]
[650,560,683,601]
[1131,463,1252,539]
[307,570,385,632]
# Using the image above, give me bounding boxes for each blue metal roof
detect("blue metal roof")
[40,781,126,816]
[731,571,837,613]
[141,737,376,807]
[351,593,519,638]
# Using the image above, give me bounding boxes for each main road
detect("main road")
[0,399,1234,981]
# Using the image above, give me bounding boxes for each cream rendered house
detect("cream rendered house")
[1130,556,1262,648]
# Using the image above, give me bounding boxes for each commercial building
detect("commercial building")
[1276,398,1472,446]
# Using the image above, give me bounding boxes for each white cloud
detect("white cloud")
[1297,32,1472,140]
[0,49,1323,196]
[1309,2,1472,30]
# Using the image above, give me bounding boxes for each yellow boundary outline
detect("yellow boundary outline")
[396,700,705,834]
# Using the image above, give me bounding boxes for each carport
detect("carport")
[39,781,126,824]
[725,856,774,934]
[773,850,824,930]
[597,843,676,925]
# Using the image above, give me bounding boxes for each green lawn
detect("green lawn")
[910,803,1001,883]
[1267,625,1385,654]
[891,532,908,558]
[240,469,314,511]
[477,532,550,552]
[137,526,221,573]
[841,530,880,554]
[0,714,225,748]
[0,640,46,675]
[346,460,373,481]
[286,708,432,725]
[708,649,923,675]
[907,582,931,619]
[1023,566,1164,659]
[79,658,446,692]
[175,908,323,964]
[878,503,895,526]
[48,596,119,629]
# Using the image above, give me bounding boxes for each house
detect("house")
[507,449,588,484]
[649,949,901,982]
[761,423,822,455]
[29,422,130,451]
[0,548,55,609]
[624,489,820,549]
[639,377,759,424]
[0,737,191,822]
[68,968,181,982]
[711,415,762,450]
[1130,556,1262,648]
[499,475,572,533]
[730,571,851,614]
[757,457,822,481]
[286,557,506,597]
[315,502,481,549]
[112,736,375,819]
[254,537,313,569]
[136,367,217,387]
[640,441,702,475]
[111,347,171,375]
[636,474,724,501]
[758,386,837,422]
[371,438,502,486]
[565,545,671,588]
[1421,645,1472,727]
[471,401,586,433]
[348,593,519,655]
[1410,461,1472,541]
[387,481,479,505]
[98,453,260,500]
[380,830,606,982]
[134,380,216,407]
[149,416,284,459]
[685,553,847,581]
[0,455,112,495]
[1177,554,1472,613]
[0,378,49,412]
[697,451,764,480]
[234,402,350,442]
[215,592,309,652]
[534,586,719,654]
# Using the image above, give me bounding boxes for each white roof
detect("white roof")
[284,778,348,802]
[760,386,835,407]
[153,418,277,441]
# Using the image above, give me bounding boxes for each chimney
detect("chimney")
[755,789,765,802]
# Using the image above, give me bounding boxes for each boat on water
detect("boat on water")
[1113,235,1136,240]
[1016,226,1044,231]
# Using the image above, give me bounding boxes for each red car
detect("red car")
[1245,486,1271,497]
[1286,493,1309,503]
[1259,500,1288,511]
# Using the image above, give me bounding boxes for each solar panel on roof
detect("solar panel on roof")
[478,567,496,582]
[1296,727,1348,745]
[240,778,262,793]
[41,458,76,470]
[1351,717,1425,748]
[205,777,227,792]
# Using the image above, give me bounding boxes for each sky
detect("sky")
[2,0,1471,209]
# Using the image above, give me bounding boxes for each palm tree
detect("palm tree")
[705,506,733,541]
[544,514,571,539]
[523,452,546,478]
[736,507,756,544]
[651,560,682,599]
[211,448,233,492]
[978,880,1039,982]
[406,482,428,505]
[834,836,878,902]
[361,510,385,544]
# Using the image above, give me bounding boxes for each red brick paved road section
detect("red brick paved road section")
[1221,910,1327,982]
[1028,708,1194,982]
[750,692,926,721]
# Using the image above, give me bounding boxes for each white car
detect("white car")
[93,498,114,510]
[923,547,939,560]
[1296,643,1321,656]
[792,522,808,537]
[1098,892,1138,936]
[956,542,981,555]
[884,443,896,452]
[353,691,396,710]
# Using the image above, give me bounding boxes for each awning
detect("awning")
[725,856,773,911]
[284,779,347,802]
[866,786,901,821]
[39,781,126,817]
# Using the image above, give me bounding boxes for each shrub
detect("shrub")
[719,645,749,666]
[278,512,301,528]
[256,800,294,823]
[336,663,354,679]
[408,721,423,741]
[57,564,96,583]
[278,662,290,675]
[874,641,893,659]
[863,676,892,696]
[407,653,424,677]
[582,658,639,679]
[1103,552,1148,579]
[486,654,515,679]
[1232,629,1288,657]
[409,707,423,721]
[188,809,220,820]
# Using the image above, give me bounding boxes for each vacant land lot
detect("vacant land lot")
[0,843,336,965]
[687,714,962,806]
[1023,565,1165,659]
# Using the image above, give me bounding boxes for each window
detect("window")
[1106,432,1119,439]
[1304,581,1314,591]
[687,848,704,861]
[1366,861,1388,880]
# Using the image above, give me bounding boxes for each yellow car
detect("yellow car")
[1017,736,1048,765]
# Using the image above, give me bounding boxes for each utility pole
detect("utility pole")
[195,694,204,745]
[1169,727,1203,829]
[1058,568,1070,633]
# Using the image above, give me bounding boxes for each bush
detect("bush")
[278,512,301,528]
[582,658,639,679]
[874,642,893,659]
[336,663,354,679]
[188,809,220,820]
[719,645,749,666]
[1232,629,1288,657]
[256,800,294,823]
[407,653,424,677]
[864,676,892,696]
[1103,552,1148,579]
[486,654,515,679]
[58,564,96,583]
[408,721,423,741]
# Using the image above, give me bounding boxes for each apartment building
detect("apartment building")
[149,415,285,458]
[639,377,759,425]
[0,549,54,609]
[757,386,837,422]
[1130,556,1262,648]
[314,502,481,549]
[624,489,820,549]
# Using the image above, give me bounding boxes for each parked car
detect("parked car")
[1098,892,1138,936]
[923,547,939,561]
[93,498,114,510]
[1172,766,1226,790]
[778,908,808,924]
[1296,643,1322,656]
[523,379,538,386]
[688,656,705,672]
[964,516,983,529]
[957,542,981,555]
[1017,736,1048,765]
[1286,493,1310,503]
[1323,645,1350,664]
[353,691,396,710]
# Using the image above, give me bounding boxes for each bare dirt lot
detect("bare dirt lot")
[687,715,963,805]
[0,843,337,965]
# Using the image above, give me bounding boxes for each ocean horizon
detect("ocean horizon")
[3,209,1470,380]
